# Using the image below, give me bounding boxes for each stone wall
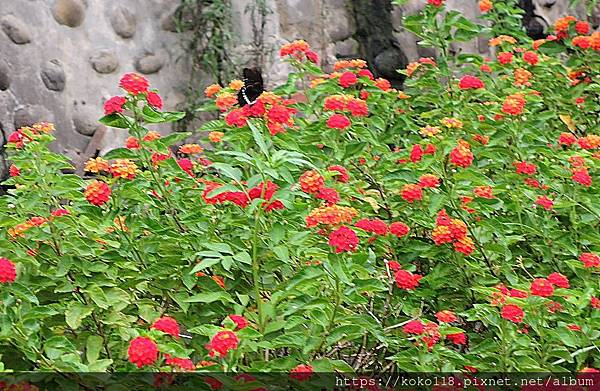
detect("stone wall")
[1,0,596,180]
[0,0,189,170]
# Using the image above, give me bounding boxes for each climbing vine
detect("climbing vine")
[173,0,235,131]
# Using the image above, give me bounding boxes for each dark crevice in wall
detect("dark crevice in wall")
[348,0,408,88]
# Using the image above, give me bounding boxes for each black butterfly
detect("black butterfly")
[237,67,264,107]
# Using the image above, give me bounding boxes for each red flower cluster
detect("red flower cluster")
[427,0,444,6]
[0,258,17,284]
[497,52,513,64]
[547,272,569,289]
[403,319,424,334]
[355,218,388,236]
[535,196,553,211]
[579,252,599,268]
[225,93,298,136]
[501,304,524,323]
[279,40,318,63]
[84,180,111,206]
[459,75,485,90]
[389,222,410,238]
[328,226,359,253]
[151,316,180,338]
[530,278,554,297]
[326,113,352,130]
[202,180,283,212]
[450,140,474,168]
[328,165,349,183]
[120,73,149,95]
[290,364,314,382]
[431,210,475,255]
[401,184,423,203]
[164,355,195,371]
[394,269,422,290]
[339,72,358,88]
[103,96,126,115]
[226,314,249,330]
[435,310,458,323]
[206,330,239,357]
[514,161,537,175]
[127,337,158,368]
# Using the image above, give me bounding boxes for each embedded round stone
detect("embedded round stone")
[52,0,86,28]
[41,59,66,91]
[90,50,119,74]
[135,52,165,74]
[1,15,31,44]
[110,6,136,38]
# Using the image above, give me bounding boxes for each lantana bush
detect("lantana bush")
[1,0,600,386]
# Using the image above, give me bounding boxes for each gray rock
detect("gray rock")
[160,11,178,32]
[374,47,408,80]
[40,59,66,91]
[0,61,9,91]
[1,14,31,44]
[110,6,136,38]
[90,50,119,74]
[14,105,55,129]
[52,0,86,28]
[135,52,165,74]
[73,111,101,136]
[335,37,359,58]
[326,7,354,42]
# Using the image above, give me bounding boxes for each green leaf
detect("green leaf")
[65,303,94,329]
[141,106,185,123]
[159,131,192,147]
[86,335,104,364]
[211,163,243,182]
[184,291,233,303]
[99,114,130,129]
[102,148,138,160]
[248,120,270,157]
[9,283,39,304]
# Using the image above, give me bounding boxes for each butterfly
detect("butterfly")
[237,67,264,107]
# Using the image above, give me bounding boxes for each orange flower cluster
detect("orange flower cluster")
[323,94,368,117]
[209,131,224,143]
[7,122,55,149]
[8,216,48,239]
[406,58,437,77]
[279,40,318,63]
[204,84,222,98]
[441,117,463,129]
[502,94,525,115]
[299,170,325,194]
[85,157,110,173]
[110,159,138,180]
[489,35,517,47]
[431,210,475,255]
[305,205,358,228]
[554,16,576,32]
[479,0,492,13]
[514,68,532,87]
[215,92,238,112]
[333,59,367,71]
[179,144,204,154]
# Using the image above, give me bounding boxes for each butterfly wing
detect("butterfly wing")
[237,68,264,107]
